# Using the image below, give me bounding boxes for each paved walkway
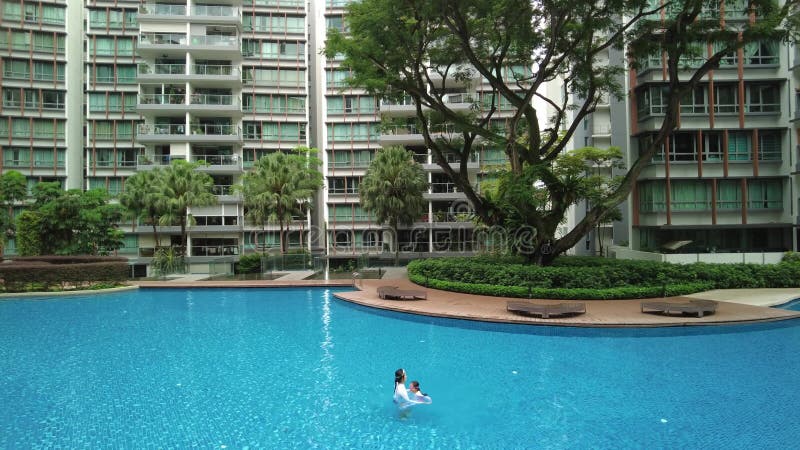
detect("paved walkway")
[128,268,800,328]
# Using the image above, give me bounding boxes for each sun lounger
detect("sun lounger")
[506,301,586,319]
[640,299,718,318]
[377,286,427,300]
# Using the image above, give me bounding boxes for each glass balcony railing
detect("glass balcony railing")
[190,94,237,107]
[212,185,236,196]
[191,5,239,17]
[193,65,238,76]
[138,124,186,135]
[139,4,186,16]
[139,93,185,105]
[192,154,240,166]
[139,63,185,75]
[139,33,187,46]
[190,35,238,48]
[190,124,239,136]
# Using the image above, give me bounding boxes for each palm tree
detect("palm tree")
[360,146,427,265]
[240,148,323,254]
[158,160,217,253]
[119,170,164,248]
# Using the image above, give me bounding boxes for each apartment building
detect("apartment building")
[2,1,797,271]
[625,4,797,261]
[564,2,799,262]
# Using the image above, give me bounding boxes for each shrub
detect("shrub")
[236,253,262,274]
[0,256,129,292]
[407,256,800,300]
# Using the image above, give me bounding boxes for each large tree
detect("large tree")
[360,146,428,265]
[157,160,217,253]
[15,184,124,255]
[326,0,799,264]
[239,147,323,254]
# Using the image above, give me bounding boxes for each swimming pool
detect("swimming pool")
[1,288,798,449]
[775,298,800,311]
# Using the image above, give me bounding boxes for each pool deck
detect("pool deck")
[127,268,800,328]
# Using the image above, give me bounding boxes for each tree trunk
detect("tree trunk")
[279,219,286,254]
[392,220,399,266]
[151,216,160,249]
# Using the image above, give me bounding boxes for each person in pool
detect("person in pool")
[393,368,427,410]
[408,380,430,402]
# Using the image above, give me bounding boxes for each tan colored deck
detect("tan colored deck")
[335,278,800,328]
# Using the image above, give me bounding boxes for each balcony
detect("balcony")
[188,35,240,58]
[137,93,187,114]
[136,123,187,143]
[380,124,423,146]
[188,93,241,116]
[137,32,188,57]
[192,154,242,173]
[212,184,242,202]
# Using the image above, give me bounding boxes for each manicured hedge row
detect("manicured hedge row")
[407,256,800,299]
[408,271,714,299]
[0,257,129,292]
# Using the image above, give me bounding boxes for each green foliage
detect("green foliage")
[0,170,27,254]
[119,170,164,247]
[326,0,799,264]
[14,210,43,256]
[407,256,800,299]
[0,256,129,292]
[360,146,427,265]
[236,253,263,274]
[239,147,323,254]
[158,160,217,251]
[16,186,124,255]
[782,251,800,264]
[151,247,186,277]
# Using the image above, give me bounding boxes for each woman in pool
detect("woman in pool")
[393,368,427,410]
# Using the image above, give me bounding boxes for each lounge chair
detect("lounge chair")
[506,301,586,319]
[377,286,427,300]
[640,299,718,318]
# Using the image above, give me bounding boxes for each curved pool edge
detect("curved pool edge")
[0,285,138,300]
[334,284,800,329]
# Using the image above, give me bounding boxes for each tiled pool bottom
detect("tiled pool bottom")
[1,288,799,449]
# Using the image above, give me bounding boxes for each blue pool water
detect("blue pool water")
[1,288,799,449]
[775,298,800,311]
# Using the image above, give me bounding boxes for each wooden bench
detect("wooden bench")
[506,301,586,319]
[641,299,718,318]
[377,286,427,300]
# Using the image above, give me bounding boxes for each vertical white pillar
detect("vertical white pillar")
[64,1,85,189]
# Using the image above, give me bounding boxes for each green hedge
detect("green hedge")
[0,256,129,292]
[407,256,800,300]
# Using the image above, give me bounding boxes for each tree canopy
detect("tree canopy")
[239,148,323,254]
[360,146,428,265]
[15,184,124,256]
[326,0,799,264]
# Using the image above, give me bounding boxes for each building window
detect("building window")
[717,180,742,210]
[747,179,782,209]
[758,131,782,161]
[728,132,751,161]
[638,181,666,212]
[670,180,711,211]
[680,86,707,114]
[747,84,780,113]
[744,41,779,65]
[713,84,738,114]
[334,230,352,248]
